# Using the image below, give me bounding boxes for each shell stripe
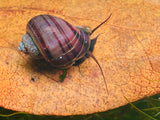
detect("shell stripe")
[48,16,83,60]
[66,22,88,50]
[80,30,89,49]
[73,30,87,49]
[28,19,53,63]
[60,32,79,56]
[77,31,88,58]
[41,16,72,63]
[49,16,72,51]
[64,22,87,59]
[41,16,66,54]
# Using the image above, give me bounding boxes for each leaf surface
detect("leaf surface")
[0,0,160,115]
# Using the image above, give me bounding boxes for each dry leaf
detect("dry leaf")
[0,0,160,115]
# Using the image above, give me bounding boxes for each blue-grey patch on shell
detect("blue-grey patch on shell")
[18,34,42,59]
[18,42,26,52]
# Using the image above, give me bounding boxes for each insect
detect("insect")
[18,14,112,93]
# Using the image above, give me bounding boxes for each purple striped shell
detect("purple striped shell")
[18,15,91,69]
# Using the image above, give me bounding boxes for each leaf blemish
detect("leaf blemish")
[31,77,35,82]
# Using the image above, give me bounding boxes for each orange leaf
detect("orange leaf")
[0,0,160,115]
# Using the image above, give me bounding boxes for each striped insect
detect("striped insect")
[18,14,111,93]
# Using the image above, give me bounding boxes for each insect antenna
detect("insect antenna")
[90,13,112,35]
[87,51,109,95]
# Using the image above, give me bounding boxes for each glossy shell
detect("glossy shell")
[25,15,91,69]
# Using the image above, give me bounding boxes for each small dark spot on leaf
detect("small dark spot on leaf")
[31,77,35,82]
[6,62,9,65]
